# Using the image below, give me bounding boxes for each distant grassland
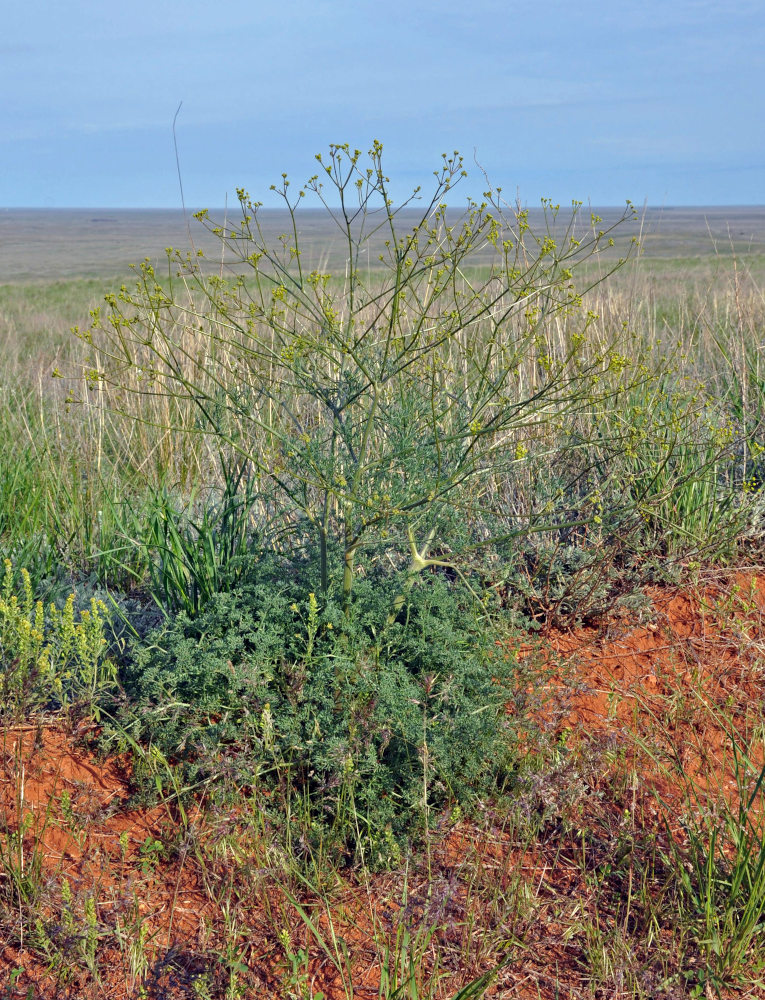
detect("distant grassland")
[2,204,765,280]
[1,204,764,369]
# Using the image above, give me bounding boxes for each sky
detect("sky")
[2,0,763,209]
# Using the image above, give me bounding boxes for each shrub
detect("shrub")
[115,571,517,862]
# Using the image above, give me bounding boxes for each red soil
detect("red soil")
[1,570,764,998]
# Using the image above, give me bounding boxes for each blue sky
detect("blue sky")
[2,0,763,208]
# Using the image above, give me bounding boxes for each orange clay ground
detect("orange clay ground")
[1,569,764,998]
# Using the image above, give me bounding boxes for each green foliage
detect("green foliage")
[665,739,765,988]
[0,404,59,589]
[0,379,153,596]
[593,371,745,556]
[0,559,117,719]
[116,572,517,861]
[138,460,267,616]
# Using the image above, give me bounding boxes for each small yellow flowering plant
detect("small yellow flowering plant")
[0,560,116,720]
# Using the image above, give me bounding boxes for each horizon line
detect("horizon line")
[3,203,765,212]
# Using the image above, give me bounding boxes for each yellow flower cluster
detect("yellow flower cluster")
[0,560,115,718]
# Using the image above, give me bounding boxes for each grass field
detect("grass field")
[1,170,765,998]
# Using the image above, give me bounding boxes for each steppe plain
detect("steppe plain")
[1,202,765,998]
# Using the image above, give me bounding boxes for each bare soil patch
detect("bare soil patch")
[2,571,764,998]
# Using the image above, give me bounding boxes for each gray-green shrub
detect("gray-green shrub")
[115,570,518,862]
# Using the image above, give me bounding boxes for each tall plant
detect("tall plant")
[82,142,639,610]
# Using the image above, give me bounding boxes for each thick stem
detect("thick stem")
[342,510,356,615]
[319,522,328,595]
[319,422,338,596]
[386,524,439,626]
[341,383,379,614]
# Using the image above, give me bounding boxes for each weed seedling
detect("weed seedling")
[138,836,164,877]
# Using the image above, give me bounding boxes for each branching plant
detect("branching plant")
[81,142,645,616]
